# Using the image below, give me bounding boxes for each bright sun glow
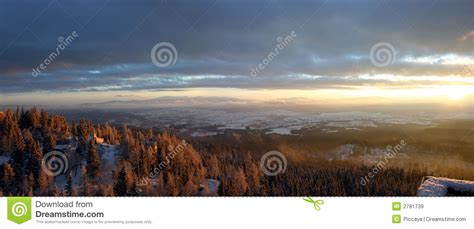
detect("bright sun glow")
[443,86,471,100]
[3,84,473,106]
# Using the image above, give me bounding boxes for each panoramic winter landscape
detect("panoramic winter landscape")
[0,0,473,196]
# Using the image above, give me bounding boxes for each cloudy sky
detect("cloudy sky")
[0,0,473,105]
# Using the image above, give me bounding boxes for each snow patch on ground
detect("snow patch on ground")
[98,143,120,184]
[321,128,339,133]
[417,176,474,196]
[0,156,10,165]
[191,131,218,137]
[266,128,293,135]
[140,108,464,136]
[199,179,220,196]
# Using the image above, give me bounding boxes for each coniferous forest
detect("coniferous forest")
[0,107,436,196]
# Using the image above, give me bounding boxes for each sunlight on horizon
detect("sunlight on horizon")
[2,83,473,107]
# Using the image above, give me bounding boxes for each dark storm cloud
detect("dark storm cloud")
[0,0,473,93]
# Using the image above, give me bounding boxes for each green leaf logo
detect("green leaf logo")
[303,197,324,211]
[7,197,32,224]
